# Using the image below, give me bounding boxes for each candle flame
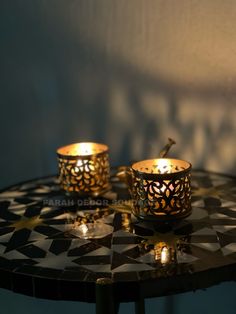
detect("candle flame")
[156,159,172,174]
[76,143,93,156]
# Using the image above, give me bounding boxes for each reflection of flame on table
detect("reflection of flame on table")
[68,207,114,239]
[70,208,111,226]
[154,242,174,265]
[79,223,89,236]
[73,222,113,239]
[121,212,134,233]
[139,238,177,266]
[138,233,191,266]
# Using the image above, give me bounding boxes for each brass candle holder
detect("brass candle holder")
[131,158,192,221]
[57,142,110,196]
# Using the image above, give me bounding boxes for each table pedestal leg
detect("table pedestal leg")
[96,278,117,314]
[135,299,146,314]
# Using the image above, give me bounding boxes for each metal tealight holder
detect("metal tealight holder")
[57,142,110,197]
[131,158,192,221]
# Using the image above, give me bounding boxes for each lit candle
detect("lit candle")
[131,158,192,221]
[57,142,110,196]
[154,158,172,174]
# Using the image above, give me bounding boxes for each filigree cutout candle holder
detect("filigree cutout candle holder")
[57,142,110,196]
[131,158,192,221]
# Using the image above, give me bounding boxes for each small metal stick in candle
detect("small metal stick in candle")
[159,138,176,158]
[114,138,176,183]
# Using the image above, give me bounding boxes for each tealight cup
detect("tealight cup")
[57,142,110,196]
[130,158,192,221]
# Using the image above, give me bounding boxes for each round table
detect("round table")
[0,170,236,311]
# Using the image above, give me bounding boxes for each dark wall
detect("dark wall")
[0,0,235,188]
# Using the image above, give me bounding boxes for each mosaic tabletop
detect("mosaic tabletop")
[0,170,236,302]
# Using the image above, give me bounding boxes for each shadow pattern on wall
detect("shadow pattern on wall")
[0,1,235,189]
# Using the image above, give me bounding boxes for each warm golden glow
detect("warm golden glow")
[75,143,94,156]
[155,159,172,174]
[154,242,173,264]
[131,158,191,220]
[75,159,95,172]
[66,1,236,86]
[160,246,170,264]
[75,159,83,172]
[80,223,89,236]
[57,142,110,196]
[57,142,108,157]
[132,158,191,174]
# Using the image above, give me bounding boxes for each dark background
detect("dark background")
[0,1,236,313]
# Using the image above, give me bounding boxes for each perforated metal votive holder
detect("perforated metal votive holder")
[57,142,110,196]
[131,158,192,221]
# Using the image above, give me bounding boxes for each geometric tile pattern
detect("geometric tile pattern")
[0,170,235,301]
